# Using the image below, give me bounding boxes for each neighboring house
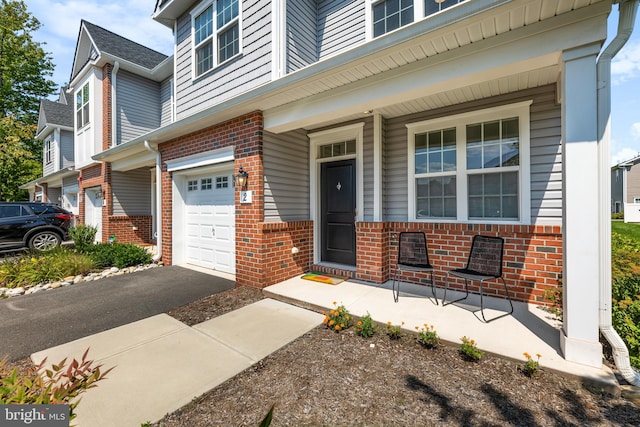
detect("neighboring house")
[32,0,635,371]
[611,154,640,221]
[27,21,174,243]
[23,87,78,214]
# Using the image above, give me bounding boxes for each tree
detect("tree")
[0,0,56,124]
[0,1,55,200]
[0,115,40,200]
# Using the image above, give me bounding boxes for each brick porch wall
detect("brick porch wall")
[106,216,152,244]
[258,221,313,287]
[373,222,562,306]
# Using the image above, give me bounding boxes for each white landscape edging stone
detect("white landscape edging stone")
[0,263,164,299]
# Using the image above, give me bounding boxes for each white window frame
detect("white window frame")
[44,135,53,165]
[406,101,532,224]
[366,0,467,40]
[634,197,640,204]
[76,83,90,129]
[191,0,242,79]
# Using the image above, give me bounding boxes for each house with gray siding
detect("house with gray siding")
[25,21,174,243]
[87,0,636,376]
[23,87,79,215]
[611,154,640,221]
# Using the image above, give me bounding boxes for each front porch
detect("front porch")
[263,275,619,393]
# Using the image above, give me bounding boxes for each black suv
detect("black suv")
[0,202,74,252]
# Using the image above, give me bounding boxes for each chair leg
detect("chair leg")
[429,271,438,305]
[442,273,469,306]
[479,277,514,323]
[392,269,400,303]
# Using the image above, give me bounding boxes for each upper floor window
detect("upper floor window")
[373,0,414,38]
[76,83,89,129]
[193,0,240,77]
[407,101,531,223]
[44,136,53,165]
[371,0,468,38]
[424,0,467,17]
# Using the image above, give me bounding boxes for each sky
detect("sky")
[27,1,640,166]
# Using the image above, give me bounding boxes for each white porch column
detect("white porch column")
[560,43,603,367]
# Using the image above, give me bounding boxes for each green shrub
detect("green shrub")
[459,336,483,361]
[611,231,640,369]
[68,224,98,250]
[355,313,376,338]
[416,324,440,349]
[0,348,112,424]
[85,243,152,269]
[0,249,95,288]
[322,302,352,332]
[612,211,624,220]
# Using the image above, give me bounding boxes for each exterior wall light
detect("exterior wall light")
[234,167,249,190]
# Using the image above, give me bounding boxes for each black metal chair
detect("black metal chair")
[443,235,513,322]
[392,232,437,304]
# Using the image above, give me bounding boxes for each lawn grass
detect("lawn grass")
[611,220,640,243]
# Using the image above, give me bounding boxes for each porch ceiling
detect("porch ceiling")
[262,0,607,132]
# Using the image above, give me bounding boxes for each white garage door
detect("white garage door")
[185,172,235,273]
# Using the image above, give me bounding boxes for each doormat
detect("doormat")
[301,272,346,285]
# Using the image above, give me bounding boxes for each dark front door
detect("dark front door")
[321,159,356,266]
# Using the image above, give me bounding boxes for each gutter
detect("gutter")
[111,61,120,148]
[597,0,640,386]
[144,141,162,262]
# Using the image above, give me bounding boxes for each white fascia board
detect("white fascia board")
[264,9,607,133]
[165,146,234,172]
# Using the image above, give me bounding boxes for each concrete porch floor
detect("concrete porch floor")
[264,276,619,392]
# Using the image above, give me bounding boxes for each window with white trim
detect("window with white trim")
[371,0,469,38]
[372,0,414,38]
[407,102,531,223]
[193,0,240,77]
[187,180,198,191]
[216,176,229,188]
[424,0,467,17]
[44,136,53,165]
[634,197,640,204]
[76,83,89,129]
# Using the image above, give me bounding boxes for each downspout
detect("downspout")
[144,140,162,262]
[597,0,640,386]
[111,61,120,148]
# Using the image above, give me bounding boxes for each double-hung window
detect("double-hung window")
[76,83,89,129]
[371,0,468,38]
[193,0,240,77]
[407,101,531,223]
[44,136,53,165]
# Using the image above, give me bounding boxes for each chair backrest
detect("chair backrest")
[465,235,504,277]
[397,232,431,267]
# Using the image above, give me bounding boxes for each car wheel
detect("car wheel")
[28,231,62,251]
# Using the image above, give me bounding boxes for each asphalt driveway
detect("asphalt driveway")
[0,266,235,361]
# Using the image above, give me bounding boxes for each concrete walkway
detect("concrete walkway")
[30,273,620,426]
[265,276,619,391]
[31,299,323,427]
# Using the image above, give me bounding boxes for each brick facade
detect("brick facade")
[159,111,265,286]
[105,216,153,244]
